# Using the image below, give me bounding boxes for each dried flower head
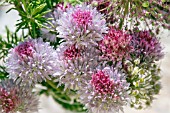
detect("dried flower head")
[6,38,59,85]
[79,67,129,113]
[56,4,108,47]
[0,79,39,113]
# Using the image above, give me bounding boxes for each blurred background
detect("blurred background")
[0,5,170,113]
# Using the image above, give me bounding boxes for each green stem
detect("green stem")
[119,0,130,29]
[49,91,82,106]
[46,79,61,91]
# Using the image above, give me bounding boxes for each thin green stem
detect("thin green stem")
[46,79,60,91]
[49,91,82,106]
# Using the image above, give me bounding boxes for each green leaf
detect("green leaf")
[161,0,166,2]
[32,3,46,16]
[142,1,150,8]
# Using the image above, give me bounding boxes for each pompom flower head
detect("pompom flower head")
[57,4,108,47]
[79,67,129,113]
[0,79,39,113]
[99,27,134,61]
[56,44,100,90]
[6,38,58,85]
[132,30,164,62]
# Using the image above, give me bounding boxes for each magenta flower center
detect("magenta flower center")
[64,45,80,60]
[0,87,18,113]
[72,9,92,28]
[91,70,115,95]
[15,41,34,59]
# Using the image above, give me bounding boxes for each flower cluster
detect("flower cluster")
[0,79,39,113]
[3,2,165,113]
[54,4,163,112]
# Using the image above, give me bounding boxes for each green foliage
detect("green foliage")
[40,80,87,112]
[4,0,63,38]
[142,1,150,8]
[0,66,8,79]
[7,0,49,38]
[64,0,84,5]
[0,26,25,61]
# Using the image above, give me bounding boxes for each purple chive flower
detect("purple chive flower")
[132,30,164,62]
[99,27,134,61]
[79,67,129,113]
[0,79,39,113]
[56,44,100,90]
[6,38,59,85]
[56,4,108,47]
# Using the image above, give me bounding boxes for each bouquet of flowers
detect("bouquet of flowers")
[0,0,169,113]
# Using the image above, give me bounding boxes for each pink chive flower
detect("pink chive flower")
[79,67,129,113]
[56,4,108,47]
[132,30,164,62]
[0,79,39,113]
[99,27,134,61]
[6,38,59,85]
[56,44,100,90]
